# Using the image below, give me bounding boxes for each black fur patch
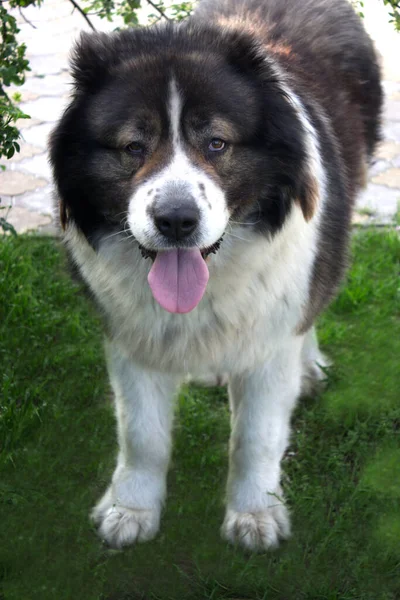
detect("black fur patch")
[50,0,382,324]
[50,22,312,242]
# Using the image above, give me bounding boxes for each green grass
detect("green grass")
[395,200,400,227]
[356,206,375,217]
[0,230,399,600]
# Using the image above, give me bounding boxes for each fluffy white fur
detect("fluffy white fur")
[64,75,328,552]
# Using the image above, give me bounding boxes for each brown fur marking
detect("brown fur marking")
[297,174,319,222]
[133,143,171,185]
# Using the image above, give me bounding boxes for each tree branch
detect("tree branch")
[145,0,172,21]
[18,7,37,29]
[68,0,96,30]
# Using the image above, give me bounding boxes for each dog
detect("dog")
[50,0,382,551]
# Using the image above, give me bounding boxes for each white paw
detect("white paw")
[221,503,290,552]
[91,489,161,548]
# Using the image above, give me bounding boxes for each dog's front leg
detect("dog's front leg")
[222,338,303,552]
[92,342,180,548]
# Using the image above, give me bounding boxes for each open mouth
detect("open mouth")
[138,237,224,315]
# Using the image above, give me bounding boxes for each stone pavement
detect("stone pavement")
[1,0,400,234]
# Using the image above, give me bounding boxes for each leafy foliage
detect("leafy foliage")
[352,0,400,28]
[0,4,30,161]
[0,5,30,233]
[0,199,17,236]
[383,0,400,30]
[81,0,194,25]
[83,0,142,26]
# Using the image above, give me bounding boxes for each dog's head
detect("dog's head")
[50,23,320,313]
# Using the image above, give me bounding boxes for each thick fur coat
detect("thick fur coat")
[50,0,382,550]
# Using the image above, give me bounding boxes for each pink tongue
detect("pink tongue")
[148,248,209,314]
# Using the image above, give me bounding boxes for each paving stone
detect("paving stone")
[352,211,373,225]
[3,205,52,234]
[19,152,52,180]
[21,73,72,97]
[0,143,43,166]
[9,88,39,103]
[371,168,400,188]
[28,54,69,76]
[20,22,81,45]
[357,183,400,216]
[382,122,400,143]
[375,141,400,161]
[382,81,400,98]
[25,32,81,56]
[15,117,41,131]
[14,186,55,215]
[21,122,55,149]
[369,159,390,177]
[20,96,69,123]
[0,170,47,196]
[385,100,400,122]
[13,0,87,27]
[35,221,59,236]
[14,2,76,25]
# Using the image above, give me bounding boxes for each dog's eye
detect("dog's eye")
[209,138,226,152]
[126,142,144,155]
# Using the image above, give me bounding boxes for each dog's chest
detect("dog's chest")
[119,267,297,374]
[66,216,315,375]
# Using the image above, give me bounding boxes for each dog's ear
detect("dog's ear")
[71,29,145,93]
[226,32,320,222]
[71,32,114,93]
[225,32,271,80]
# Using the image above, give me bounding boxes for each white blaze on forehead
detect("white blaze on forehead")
[127,77,229,251]
[169,78,183,151]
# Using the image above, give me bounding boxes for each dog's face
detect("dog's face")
[95,63,261,254]
[51,24,318,312]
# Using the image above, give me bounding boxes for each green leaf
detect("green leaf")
[0,217,18,236]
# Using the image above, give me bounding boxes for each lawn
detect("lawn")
[0,230,399,600]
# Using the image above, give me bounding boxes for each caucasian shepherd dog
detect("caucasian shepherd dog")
[50,0,382,551]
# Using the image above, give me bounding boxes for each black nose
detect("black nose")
[154,204,200,241]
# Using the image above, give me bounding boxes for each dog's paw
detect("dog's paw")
[91,491,160,548]
[221,503,290,552]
